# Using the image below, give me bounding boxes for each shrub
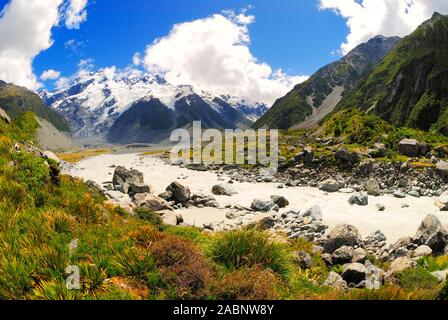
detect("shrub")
[134,207,163,229]
[212,266,279,300]
[128,225,166,248]
[12,151,49,193]
[209,229,292,277]
[398,267,439,290]
[150,236,213,299]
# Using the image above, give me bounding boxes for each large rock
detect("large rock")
[0,108,11,124]
[352,248,367,263]
[436,161,448,178]
[113,166,145,194]
[161,211,183,226]
[133,193,173,211]
[128,182,153,195]
[332,246,354,264]
[301,205,323,221]
[323,224,362,253]
[387,256,417,274]
[212,184,238,196]
[335,148,359,163]
[43,151,61,165]
[414,214,448,253]
[270,195,289,208]
[413,245,432,257]
[319,179,340,192]
[86,180,104,196]
[294,146,314,163]
[250,199,279,212]
[186,163,208,171]
[398,139,421,157]
[246,213,275,230]
[341,263,367,285]
[323,271,348,291]
[348,192,368,206]
[435,191,448,211]
[365,178,380,196]
[166,181,191,204]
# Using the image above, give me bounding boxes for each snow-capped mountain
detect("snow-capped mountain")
[41,68,268,142]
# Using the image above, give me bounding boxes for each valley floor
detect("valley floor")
[65,152,447,244]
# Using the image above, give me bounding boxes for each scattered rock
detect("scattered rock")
[292,250,313,269]
[352,248,367,263]
[166,181,191,204]
[413,245,432,257]
[133,193,173,211]
[301,205,323,221]
[335,148,359,164]
[319,179,340,192]
[270,195,289,208]
[332,246,354,264]
[323,224,362,253]
[186,163,208,171]
[387,256,417,274]
[250,199,279,212]
[341,263,367,285]
[212,184,237,196]
[414,214,448,253]
[398,139,421,157]
[323,271,348,291]
[294,146,314,162]
[375,203,386,211]
[436,160,448,178]
[348,192,368,206]
[393,191,406,198]
[365,178,381,196]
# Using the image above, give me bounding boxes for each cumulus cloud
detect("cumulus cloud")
[40,69,61,81]
[0,0,89,90]
[142,11,307,105]
[320,0,448,54]
[0,0,63,89]
[65,0,88,29]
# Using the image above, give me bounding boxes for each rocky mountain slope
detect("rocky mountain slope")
[0,80,70,133]
[254,36,400,130]
[335,12,448,136]
[42,70,268,143]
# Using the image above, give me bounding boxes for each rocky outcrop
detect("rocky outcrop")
[112,166,152,195]
[166,181,191,204]
[413,214,448,253]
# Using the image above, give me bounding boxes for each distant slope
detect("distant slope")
[254,36,400,130]
[335,12,448,135]
[0,80,70,133]
[35,117,79,152]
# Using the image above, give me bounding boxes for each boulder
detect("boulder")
[0,108,11,124]
[301,205,323,221]
[128,182,153,195]
[332,246,354,264]
[246,213,275,230]
[348,192,368,206]
[212,184,238,196]
[335,147,359,163]
[86,180,104,196]
[413,245,432,257]
[352,248,367,263]
[250,199,279,212]
[113,166,145,193]
[294,146,314,162]
[292,251,313,269]
[398,139,421,157]
[43,151,61,164]
[436,161,448,178]
[323,271,348,291]
[166,181,191,204]
[387,256,417,275]
[270,195,289,208]
[414,214,448,253]
[133,193,173,211]
[323,224,362,253]
[376,203,386,211]
[341,263,367,285]
[161,211,183,226]
[435,191,448,211]
[186,163,208,171]
[319,179,340,192]
[365,178,380,196]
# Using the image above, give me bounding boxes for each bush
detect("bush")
[128,225,166,248]
[209,229,292,277]
[212,266,279,300]
[398,267,439,290]
[150,236,213,299]
[134,207,163,229]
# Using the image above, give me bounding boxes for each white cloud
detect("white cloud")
[40,69,61,81]
[320,0,448,54]
[0,0,89,90]
[0,0,63,89]
[132,52,142,66]
[65,0,88,29]
[142,11,307,105]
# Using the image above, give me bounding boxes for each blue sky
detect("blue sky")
[32,0,348,80]
[0,0,446,104]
